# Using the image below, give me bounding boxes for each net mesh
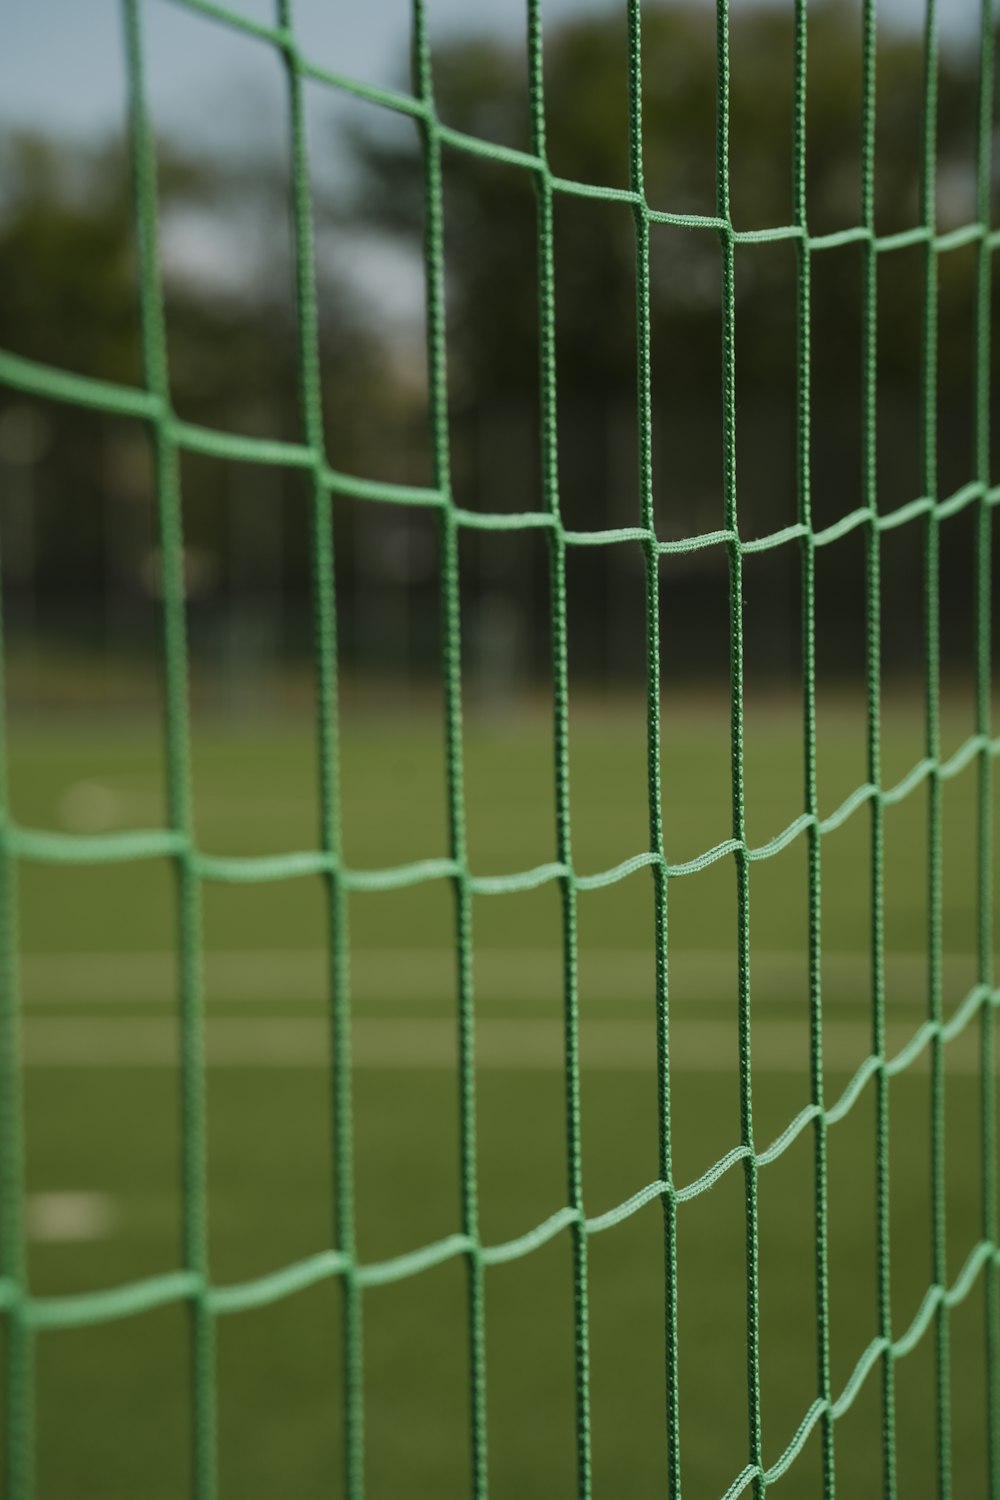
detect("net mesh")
[0,1,998,1498]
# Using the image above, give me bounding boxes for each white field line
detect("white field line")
[20,1015,989,1072]
[18,948,984,1006]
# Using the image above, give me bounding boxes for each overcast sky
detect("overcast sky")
[1,0,981,147]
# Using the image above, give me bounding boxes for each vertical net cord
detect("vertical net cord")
[624,5,681,1494]
[526,7,593,1498]
[918,4,953,1496]
[792,4,835,1496]
[974,0,998,1492]
[411,7,488,1496]
[122,5,217,1494]
[715,1,764,1492]
[122,4,216,1497]
[274,5,362,1496]
[859,4,898,1497]
[0,511,31,1498]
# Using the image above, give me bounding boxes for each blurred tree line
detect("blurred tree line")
[0,0,997,697]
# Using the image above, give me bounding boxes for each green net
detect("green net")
[1,1,999,1497]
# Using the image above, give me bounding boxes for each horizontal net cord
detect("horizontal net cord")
[3,976,995,1330]
[5,1235,995,1500]
[461,478,996,554]
[160,0,1000,252]
[1,336,996,550]
[717,1237,1000,1500]
[5,729,997,887]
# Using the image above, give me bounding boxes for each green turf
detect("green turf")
[5,697,998,1498]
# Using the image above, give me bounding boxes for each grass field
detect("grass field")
[3,688,999,1498]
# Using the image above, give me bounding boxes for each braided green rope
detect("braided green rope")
[122,5,217,1496]
[530,4,592,1496]
[857,4,898,1496]
[710,4,766,1493]
[791,3,835,1496]
[624,4,682,1492]
[412,6,490,1496]
[0,4,997,1499]
[918,6,953,1497]
[274,4,365,1496]
[974,0,999,1494]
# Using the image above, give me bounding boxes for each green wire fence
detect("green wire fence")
[0,1,998,1498]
